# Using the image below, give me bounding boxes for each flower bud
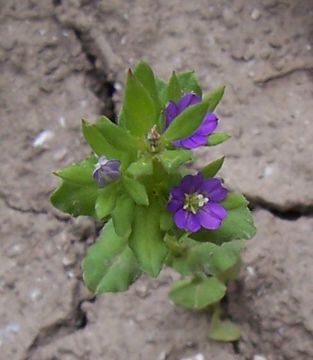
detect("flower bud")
[93,156,121,187]
[147,125,161,152]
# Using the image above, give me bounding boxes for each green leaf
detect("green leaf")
[50,180,98,217]
[202,156,225,178]
[134,61,161,116]
[221,192,249,210]
[191,207,256,244]
[95,115,138,153]
[54,156,97,185]
[122,176,149,206]
[160,211,173,231]
[170,241,218,276]
[129,203,168,276]
[163,233,186,255]
[207,132,231,146]
[166,71,182,102]
[112,194,135,237]
[169,277,226,310]
[163,98,211,142]
[82,221,140,293]
[211,240,245,273]
[127,158,153,178]
[208,309,241,342]
[158,149,193,173]
[155,78,168,107]
[204,85,225,111]
[176,71,202,96]
[95,182,119,220]
[81,119,121,159]
[179,166,191,177]
[120,70,157,136]
[220,258,242,281]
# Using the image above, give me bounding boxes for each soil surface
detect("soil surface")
[1,1,313,359]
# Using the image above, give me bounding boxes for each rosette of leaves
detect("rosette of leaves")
[51,61,256,341]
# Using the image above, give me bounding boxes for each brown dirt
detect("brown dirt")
[1,1,313,359]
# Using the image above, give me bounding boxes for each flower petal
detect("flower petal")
[206,202,227,219]
[199,178,223,196]
[93,158,121,187]
[198,203,227,230]
[180,173,204,193]
[177,93,201,112]
[106,159,121,171]
[193,112,218,136]
[165,101,179,127]
[170,186,185,201]
[177,134,208,149]
[167,198,183,213]
[174,209,201,232]
[208,186,228,202]
[171,112,218,149]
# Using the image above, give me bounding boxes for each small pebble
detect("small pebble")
[251,9,261,21]
[62,254,76,267]
[29,288,42,301]
[222,8,237,28]
[135,284,149,298]
[246,266,256,276]
[145,333,156,344]
[253,355,267,360]
[53,147,68,161]
[114,82,122,91]
[58,116,66,127]
[264,165,273,177]
[157,351,168,360]
[181,354,204,360]
[67,271,75,279]
[185,340,197,348]
[0,323,20,340]
[269,37,281,49]
[7,244,22,258]
[32,130,54,147]
[260,48,271,60]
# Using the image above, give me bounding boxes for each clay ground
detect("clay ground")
[1,1,313,359]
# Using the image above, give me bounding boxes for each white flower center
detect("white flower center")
[183,193,209,214]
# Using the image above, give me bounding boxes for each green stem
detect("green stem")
[164,234,186,256]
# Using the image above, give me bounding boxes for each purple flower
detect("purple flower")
[167,173,228,232]
[93,156,121,187]
[164,93,218,149]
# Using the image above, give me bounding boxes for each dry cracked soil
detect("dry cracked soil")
[1,1,313,359]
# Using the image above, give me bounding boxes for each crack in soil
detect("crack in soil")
[0,193,48,216]
[0,193,71,223]
[11,16,115,358]
[254,60,313,84]
[52,7,118,120]
[247,195,313,220]
[73,27,117,119]
[23,283,94,360]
